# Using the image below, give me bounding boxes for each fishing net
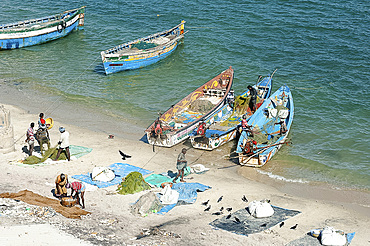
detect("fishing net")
[22,146,69,164]
[117,171,151,195]
[131,191,163,216]
[188,100,214,113]
[131,41,157,50]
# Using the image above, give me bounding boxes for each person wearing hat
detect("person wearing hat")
[35,123,50,154]
[54,127,70,161]
[247,85,258,113]
[173,148,188,183]
[55,173,68,198]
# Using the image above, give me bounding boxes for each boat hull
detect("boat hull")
[0,7,85,50]
[237,85,294,167]
[190,75,273,150]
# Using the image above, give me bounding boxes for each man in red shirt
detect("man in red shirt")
[68,181,86,209]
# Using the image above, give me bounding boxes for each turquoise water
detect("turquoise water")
[1,0,369,189]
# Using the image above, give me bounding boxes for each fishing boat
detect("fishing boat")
[190,73,274,150]
[236,85,293,167]
[0,7,85,50]
[145,67,234,147]
[101,21,187,75]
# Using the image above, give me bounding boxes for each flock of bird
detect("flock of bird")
[201,195,298,230]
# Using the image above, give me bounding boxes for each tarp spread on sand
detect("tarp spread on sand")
[20,145,92,166]
[0,190,90,219]
[210,205,300,236]
[145,167,192,187]
[117,172,151,195]
[72,163,152,188]
[157,182,211,215]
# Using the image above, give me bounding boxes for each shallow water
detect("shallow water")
[1,0,369,190]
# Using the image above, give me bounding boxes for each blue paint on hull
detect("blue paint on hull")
[103,42,178,75]
[0,20,82,50]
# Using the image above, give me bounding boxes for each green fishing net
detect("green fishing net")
[117,171,151,195]
[131,41,157,50]
[23,146,68,164]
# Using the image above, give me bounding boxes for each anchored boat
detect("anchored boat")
[236,85,294,167]
[0,6,85,49]
[145,67,234,147]
[190,73,274,150]
[101,21,187,75]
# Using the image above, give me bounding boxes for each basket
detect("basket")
[60,196,77,207]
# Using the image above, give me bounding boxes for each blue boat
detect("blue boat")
[190,72,274,150]
[0,7,85,50]
[236,85,294,167]
[101,21,186,75]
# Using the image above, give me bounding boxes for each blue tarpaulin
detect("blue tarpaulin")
[72,163,152,188]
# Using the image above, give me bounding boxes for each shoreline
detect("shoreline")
[0,101,369,245]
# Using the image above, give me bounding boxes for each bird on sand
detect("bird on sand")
[119,150,131,160]
[219,207,224,212]
[234,217,241,223]
[226,207,232,212]
[226,214,231,219]
[260,223,267,227]
[290,224,298,230]
[204,205,211,211]
[201,200,209,206]
[242,195,248,202]
[279,222,285,228]
[212,212,222,215]
[217,196,223,203]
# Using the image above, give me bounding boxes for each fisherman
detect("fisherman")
[240,115,253,137]
[54,127,71,161]
[173,148,187,183]
[55,173,68,198]
[38,113,46,128]
[248,85,258,113]
[25,122,35,156]
[226,89,235,107]
[275,119,287,135]
[242,140,257,156]
[68,181,86,209]
[35,123,50,154]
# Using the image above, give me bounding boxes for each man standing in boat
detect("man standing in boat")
[248,85,258,113]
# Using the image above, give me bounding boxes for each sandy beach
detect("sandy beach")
[0,102,369,246]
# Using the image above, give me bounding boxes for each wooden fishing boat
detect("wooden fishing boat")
[190,73,274,150]
[101,21,187,75]
[145,67,234,147]
[236,85,294,167]
[0,7,85,50]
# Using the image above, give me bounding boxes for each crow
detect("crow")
[119,150,131,160]
[226,207,232,212]
[290,224,298,230]
[242,195,248,202]
[226,214,231,219]
[279,222,285,228]
[260,223,267,227]
[204,205,211,212]
[234,217,241,223]
[217,196,223,203]
[219,207,224,212]
[212,212,222,215]
[201,200,210,206]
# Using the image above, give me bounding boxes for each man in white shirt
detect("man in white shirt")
[54,127,71,161]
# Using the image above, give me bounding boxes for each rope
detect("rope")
[44,55,101,115]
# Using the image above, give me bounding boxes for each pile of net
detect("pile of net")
[131,41,157,50]
[131,191,163,216]
[188,100,214,113]
[117,171,151,195]
[23,146,68,164]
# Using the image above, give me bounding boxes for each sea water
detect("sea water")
[0,0,369,190]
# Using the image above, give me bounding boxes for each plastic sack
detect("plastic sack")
[248,200,274,218]
[160,185,179,205]
[320,226,346,246]
[190,164,210,174]
[91,167,115,182]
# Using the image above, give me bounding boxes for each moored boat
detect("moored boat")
[101,21,187,75]
[236,85,294,167]
[0,6,85,50]
[190,73,274,150]
[145,67,234,147]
